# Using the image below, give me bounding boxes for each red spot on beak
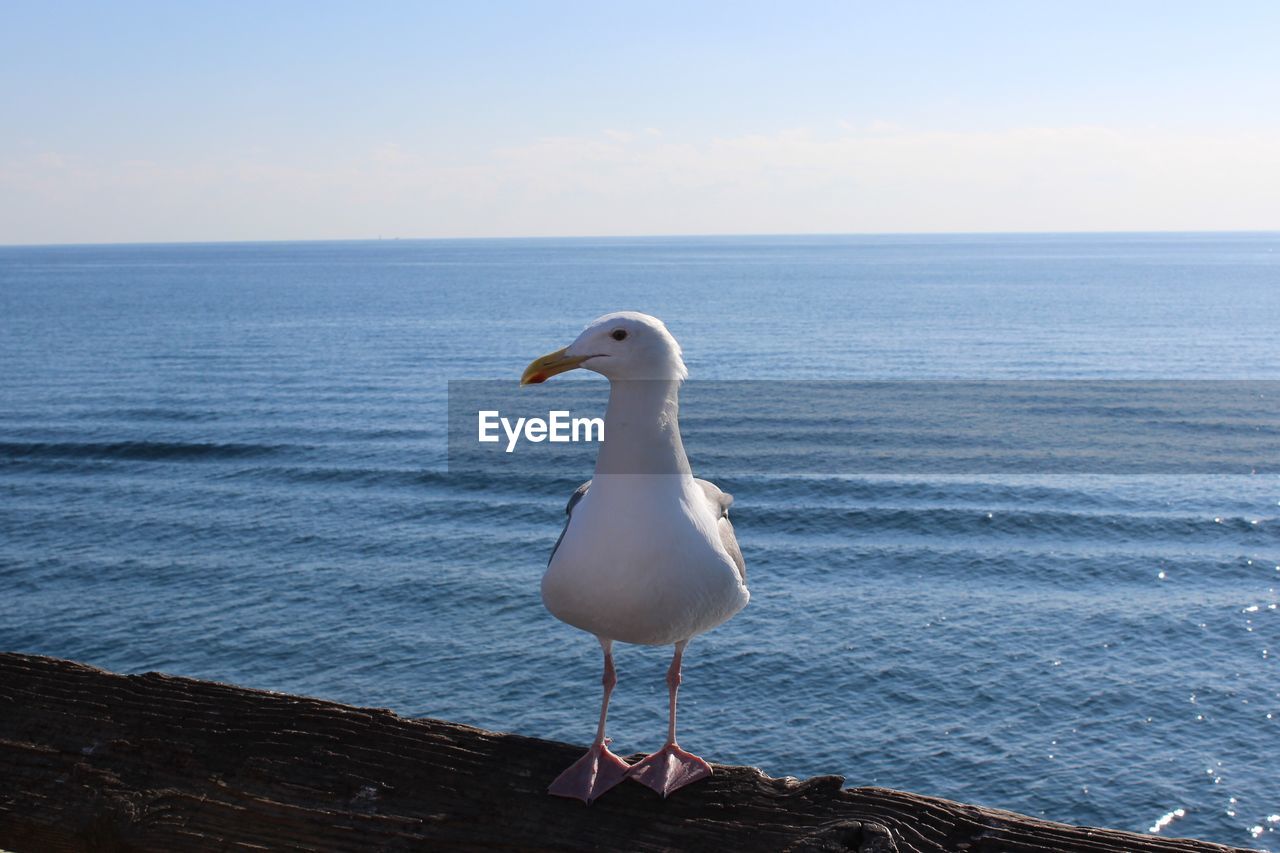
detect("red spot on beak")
[527,373,547,384]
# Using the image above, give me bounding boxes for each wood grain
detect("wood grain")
[0,653,1255,852]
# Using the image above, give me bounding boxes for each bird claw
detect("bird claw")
[548,742,632,804]
[628,742,713,797]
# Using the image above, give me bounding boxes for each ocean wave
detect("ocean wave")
[75,407,225,423]
[740,503,1275,544]
[745,538,1267,584]
[0,440,289,461]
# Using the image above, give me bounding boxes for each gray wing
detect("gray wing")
[695,478,746,584]
[549,480,591,566]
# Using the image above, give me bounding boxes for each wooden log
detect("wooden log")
[0,652,1254,853]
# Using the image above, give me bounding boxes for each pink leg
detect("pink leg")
[627,640,713,797]
[548,638,631,804]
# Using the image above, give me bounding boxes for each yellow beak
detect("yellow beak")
[521,347,589,385]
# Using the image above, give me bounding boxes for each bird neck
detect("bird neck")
[594,379,691,477]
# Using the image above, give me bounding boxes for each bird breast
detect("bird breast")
[541,476,748,646]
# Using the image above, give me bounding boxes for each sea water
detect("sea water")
[1,234,1277,848]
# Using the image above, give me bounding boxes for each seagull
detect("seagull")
[521,312,749,804]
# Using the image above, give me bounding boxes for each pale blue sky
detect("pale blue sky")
[3,1,1278,243]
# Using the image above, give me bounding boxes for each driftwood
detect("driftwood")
[0,652,1254,853]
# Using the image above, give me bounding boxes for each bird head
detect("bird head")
[521,312,689,385]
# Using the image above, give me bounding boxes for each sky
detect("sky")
[2,1,1279,244]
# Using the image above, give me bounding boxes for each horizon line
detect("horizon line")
[2,227,1279,250]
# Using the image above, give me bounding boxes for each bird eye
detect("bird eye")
[611,329,628,341]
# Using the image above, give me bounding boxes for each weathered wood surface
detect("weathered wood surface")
[0,653,1254,853]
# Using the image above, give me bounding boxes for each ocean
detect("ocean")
[0,233,1277,849]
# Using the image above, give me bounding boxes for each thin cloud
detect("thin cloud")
[3,124,1278,243]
